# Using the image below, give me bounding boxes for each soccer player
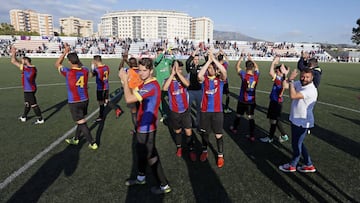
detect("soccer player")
[186,47,203,129]
[118,52,142,133]
[216,50,231,113]
[279,68,318,173]
[10,46,44,124]
[260,56,289,143]
[119,58,171,194]
[91,55,122,122]
[55,44,98,150]
[197,50,227,168]
[154,47,173,122]
[162,60,196,161]
[229,54,259,142]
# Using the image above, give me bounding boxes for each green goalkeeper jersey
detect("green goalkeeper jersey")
[154,53,174,87]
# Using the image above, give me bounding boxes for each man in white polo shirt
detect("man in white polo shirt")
[279,68,318,173]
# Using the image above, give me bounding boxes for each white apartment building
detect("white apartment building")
[191,17,213,42]
[9,9,53,36]
[100,10,191,40]
[59,16,93,37]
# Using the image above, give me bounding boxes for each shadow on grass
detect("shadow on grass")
[41,99,68,121]
[163,117,231,202]
[6,140,86,203]
[225,102,358,202]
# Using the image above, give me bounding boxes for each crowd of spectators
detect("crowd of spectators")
[0,36,353,62]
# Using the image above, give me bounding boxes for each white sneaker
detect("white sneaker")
[279,134,289,143]
[223,108,232,113]
[34,118,44,125]
[259,136,273,143]
[18,116,26,122]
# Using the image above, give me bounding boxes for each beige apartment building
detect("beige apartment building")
[59,16,93,37]
[9,9,53,36]
[191,17,213,42]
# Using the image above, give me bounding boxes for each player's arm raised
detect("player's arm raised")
[197,50,213,83]
[10,46,21,68]
[236,54,244,74]
[55,44,70,69]
[270,56,280,78]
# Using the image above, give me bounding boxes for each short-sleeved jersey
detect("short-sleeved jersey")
[93,65,109,90]
[59,66,89,103]
[238,70,259,104]
[154,53,173,86]
[20,64,37,92]
[201,76,224,112]
[269,75,285,103]
[127,67,143,89]
[165,78,189,113]
[133,78,161,133]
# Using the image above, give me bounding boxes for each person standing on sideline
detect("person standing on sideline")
[10,46,44,124]
[197,50,227,168]
[55,44,98,150]
[229,54,259,142]
[185,47,203,129]
[260,56,289,143]
[216,50,231,113]
[154,47,173,122]
[119,58,171,194]
[297,51,322,88]
[279,68,318,173]
[118,52,142,133]
[91,55,122,122]
[162,60,196,161]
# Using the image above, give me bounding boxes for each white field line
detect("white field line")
[231,87,360,114]
[0,85,358,190]
[0,108,99,190]
[0,81,121,90]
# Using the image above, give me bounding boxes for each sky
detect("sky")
[0,0,359,44]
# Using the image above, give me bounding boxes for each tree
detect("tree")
[0,23,15,35]
[351,18,360,45]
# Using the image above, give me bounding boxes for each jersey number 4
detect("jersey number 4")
[76,76,85,88]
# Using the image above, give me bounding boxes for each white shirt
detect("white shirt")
[289,81,318,128]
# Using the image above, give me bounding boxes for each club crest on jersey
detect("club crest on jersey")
[205,87,217,95]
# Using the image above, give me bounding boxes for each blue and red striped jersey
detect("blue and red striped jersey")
[238,70,259,104]
[59,66,89,103]
[93,65,110,90]
[166,78,189,113]
[269,75,285,103]
[20,64,37,92]
[201,76,224,112]
[134,78,161,133]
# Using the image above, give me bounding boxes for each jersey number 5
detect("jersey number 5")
[76,76,85,88]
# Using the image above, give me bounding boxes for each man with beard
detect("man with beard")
[279,68,318,173]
